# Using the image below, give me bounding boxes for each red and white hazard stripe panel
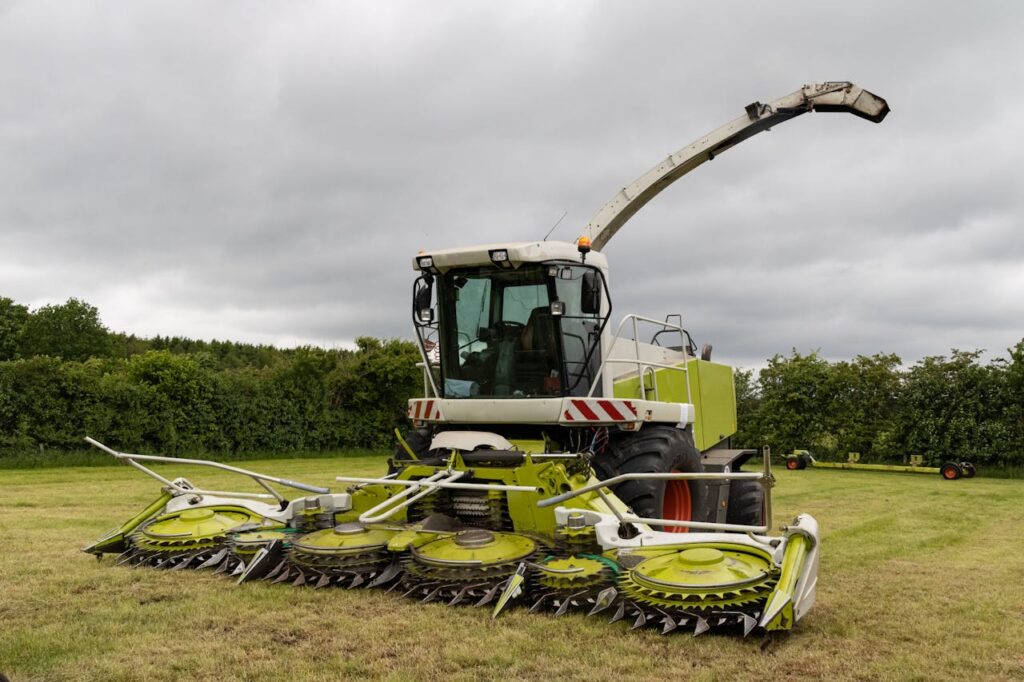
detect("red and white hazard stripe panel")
[408,399,442,421]
[562,398,638,423]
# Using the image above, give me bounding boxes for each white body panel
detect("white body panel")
[162,492,353,525]
[430,430,516,452]
[408,396,694,427]
[606,339,689,382]
[414,241,608,274]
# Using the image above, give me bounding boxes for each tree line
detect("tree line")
[733,345,1024,466]
[1,296,1021,466]
[0,297,422,457]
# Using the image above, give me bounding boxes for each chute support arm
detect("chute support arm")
[587,82,889,251]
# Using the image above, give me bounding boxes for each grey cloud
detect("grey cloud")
[1,0,1023,369]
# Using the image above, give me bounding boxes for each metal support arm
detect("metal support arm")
[587,82,889,251]
[85,437,331,502]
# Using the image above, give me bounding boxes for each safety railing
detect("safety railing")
[537,451,774,534]
[336,470,543,524]
[85,437,330,504]
[415,361,441,398]
[586,314,692,403]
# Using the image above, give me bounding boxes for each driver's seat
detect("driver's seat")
[522,306,556,355]
[517,307,559,393]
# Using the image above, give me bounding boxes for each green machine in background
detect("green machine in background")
[784,450,976,480]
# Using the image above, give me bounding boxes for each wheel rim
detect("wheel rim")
[786,459,798,470]
[943,466,958,480]
[662,472,691,534]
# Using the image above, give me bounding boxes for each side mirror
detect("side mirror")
[581,270,602,315]
[414,276,434,324]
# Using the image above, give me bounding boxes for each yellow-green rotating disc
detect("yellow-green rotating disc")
[133,507,263,552]
[620,545,777,610]
[230,529,291,557]
[537,556,610,591]
[411,529,536,567]
[292,524,396,556]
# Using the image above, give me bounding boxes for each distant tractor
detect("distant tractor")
[785,450,976,480]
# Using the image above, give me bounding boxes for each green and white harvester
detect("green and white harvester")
[85,82,889,636]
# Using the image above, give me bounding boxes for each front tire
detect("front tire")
[725,479,764,527]
[390,427,433,474]
[593,426,707,533]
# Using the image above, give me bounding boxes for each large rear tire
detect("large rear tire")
[593,426,707,533]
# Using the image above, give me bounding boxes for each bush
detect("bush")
[1,289,1021,469]
[0,338,423,460]
[18,298,110,361]
[734,342,1024,466]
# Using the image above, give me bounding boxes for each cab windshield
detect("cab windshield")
[433,262,607,398]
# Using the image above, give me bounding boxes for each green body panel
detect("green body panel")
[612,358,737,451]
[508,439,546,454]
[335,484,394,524]
[387,526,439,552]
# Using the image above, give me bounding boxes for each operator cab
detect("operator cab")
[412,242,611,399]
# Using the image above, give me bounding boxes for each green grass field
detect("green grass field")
[2,456,1023,681]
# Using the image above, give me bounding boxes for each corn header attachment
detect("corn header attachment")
[84,435,819,636]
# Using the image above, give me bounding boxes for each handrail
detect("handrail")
[336,475,541,493]
[84,437,331,503]
[588,314,692,403]
[641,365,658,401]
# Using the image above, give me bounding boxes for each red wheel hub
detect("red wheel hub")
[662,472,691,534]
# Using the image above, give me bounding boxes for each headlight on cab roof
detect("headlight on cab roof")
[488,249,511,267]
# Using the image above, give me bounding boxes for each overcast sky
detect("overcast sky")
[1,1,1022,369]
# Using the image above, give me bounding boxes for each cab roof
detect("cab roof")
[413,240,608,273]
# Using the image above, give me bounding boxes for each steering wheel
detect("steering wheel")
[492,320,526,339]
